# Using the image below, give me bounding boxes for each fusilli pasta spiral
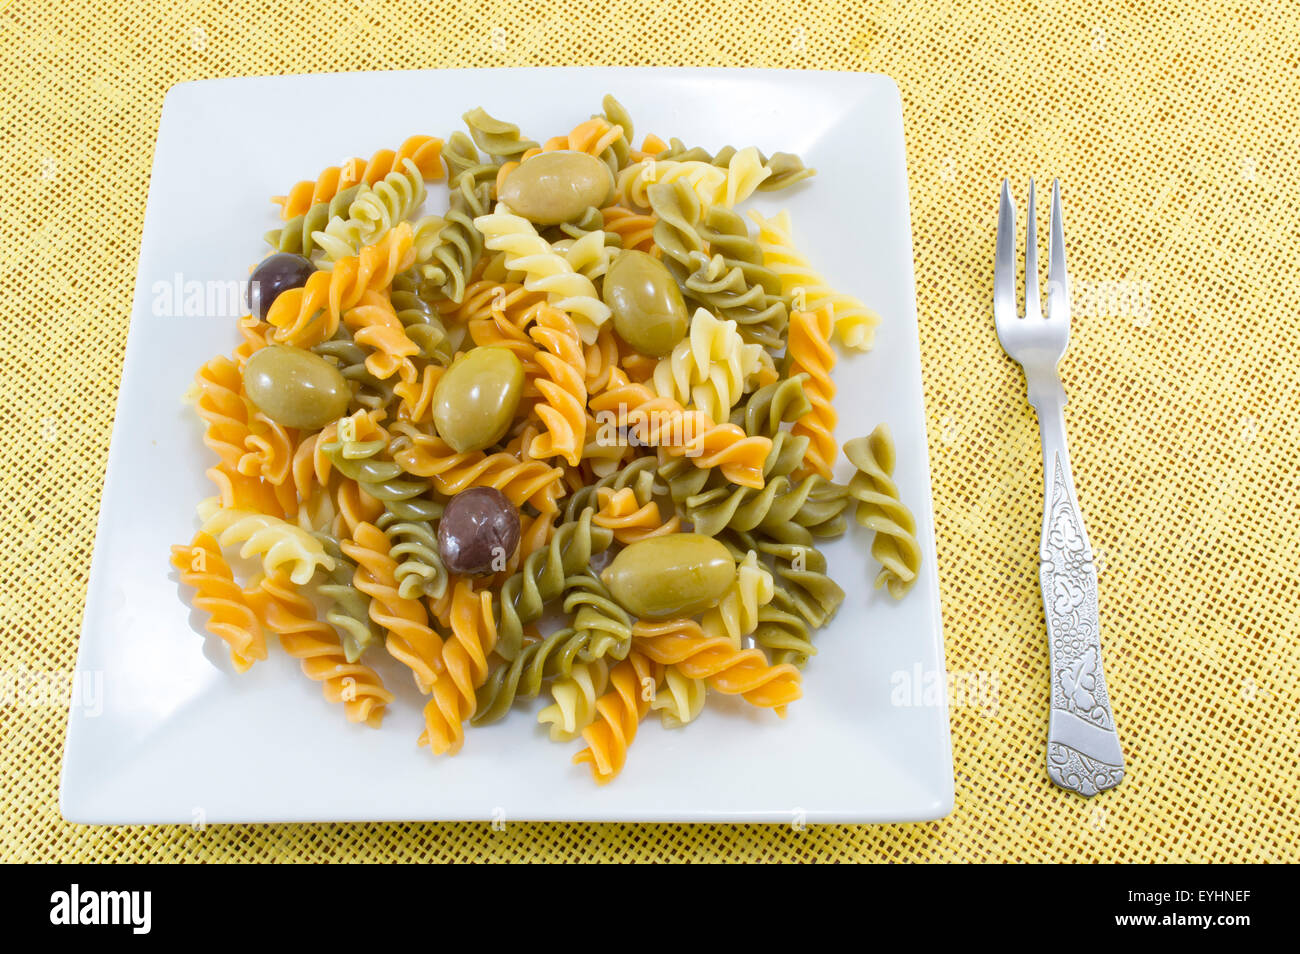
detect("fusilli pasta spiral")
[264,185,363,256]
[539,659,610,743]
[492,506,615,661]
[572,652,656,783]
[170,532,266,672]
[651,307,770,422]
[749,209,880,350]
[310,531,381,663]
[420,579,497,756]
[267,223,415,348]
[650,666,707,729]
[843,425,921,598]
[273,135,444,220]
[196,498,334,586]
[342,520,443,694]
[526,304,587,465]
[474,203,611,343]
[787,305,838,480]
[632,618,800,711]
[249,571,393,727]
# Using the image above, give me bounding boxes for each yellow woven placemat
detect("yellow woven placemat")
[3,0,1297,863]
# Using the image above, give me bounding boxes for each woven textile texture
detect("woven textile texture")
[3,0,1298,863]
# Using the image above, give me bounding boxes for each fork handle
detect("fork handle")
[1031,390,1125,796]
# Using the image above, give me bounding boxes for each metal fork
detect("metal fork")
[994,179,1124,796]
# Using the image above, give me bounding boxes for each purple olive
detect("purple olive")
[248,252,314,320]
[437,487,521,576]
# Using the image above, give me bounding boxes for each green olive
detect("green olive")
[603,250,690,356]
[499,150,615,226]
[601,534,737,620]
[432,346,525,453]
[243,345,350,430]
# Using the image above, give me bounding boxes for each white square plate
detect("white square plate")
[62,67,952,824]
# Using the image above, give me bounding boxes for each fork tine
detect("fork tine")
[1024,179,1041,320]
[994,179,1017,322]
[1047,178,1069,320]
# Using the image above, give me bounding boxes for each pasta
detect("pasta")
[656,139,817,192]
[685,204,789,349]
[462,107,538,162]
[474,203,612,343]
[312,160,444,267]
[699,549,775,647]
[170,532,266,672]
[632,619,800,711]
[421,172,492,302]
[267,223,416,347]
[563,571,633,661]
[320,412,440,521]
[599,205,657,252]
[264,185,364,256]
[572,652,655,783]
[588,374,772,489]
[249,571,393,727]
[441,131,498,188]
[343,520,443,694]
[419,579,497,755]
[492,507,615,662]
[377,511,448,601]
[539,659,610,743]
[196,498,333,585]
[651,307,771,421]
[650,666,707,729]
[310,532,382,663]
[172,93,918,785]
[748,209,881,350]
[273,134,444,220]
[526,304,587,465]
[843,425,922,598]
[786,305,838,480]
[592,486,681,544]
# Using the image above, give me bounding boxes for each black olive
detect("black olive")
[437,487,521,576]
[248,252,315,320]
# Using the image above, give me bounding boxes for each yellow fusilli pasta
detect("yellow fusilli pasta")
[196,497,334,585]
[526,304,587,466]
[748,209,881,350]
[650,665,708,729]
[473,204,611,343]
[420,579,497,756]
[651,307,772,421]
[538,658,610,742]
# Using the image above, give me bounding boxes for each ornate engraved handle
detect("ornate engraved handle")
[1032,393,1125,796]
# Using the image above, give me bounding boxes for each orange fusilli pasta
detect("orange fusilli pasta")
[273,135,444,220]
[420,578,497,755]
[572,652,656,785]
[170,532,266,672]
[249,571,394,727]
[343,521,443,693]
[787,305,837,480]
[632,618,802,711]
[267,223,415,347]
